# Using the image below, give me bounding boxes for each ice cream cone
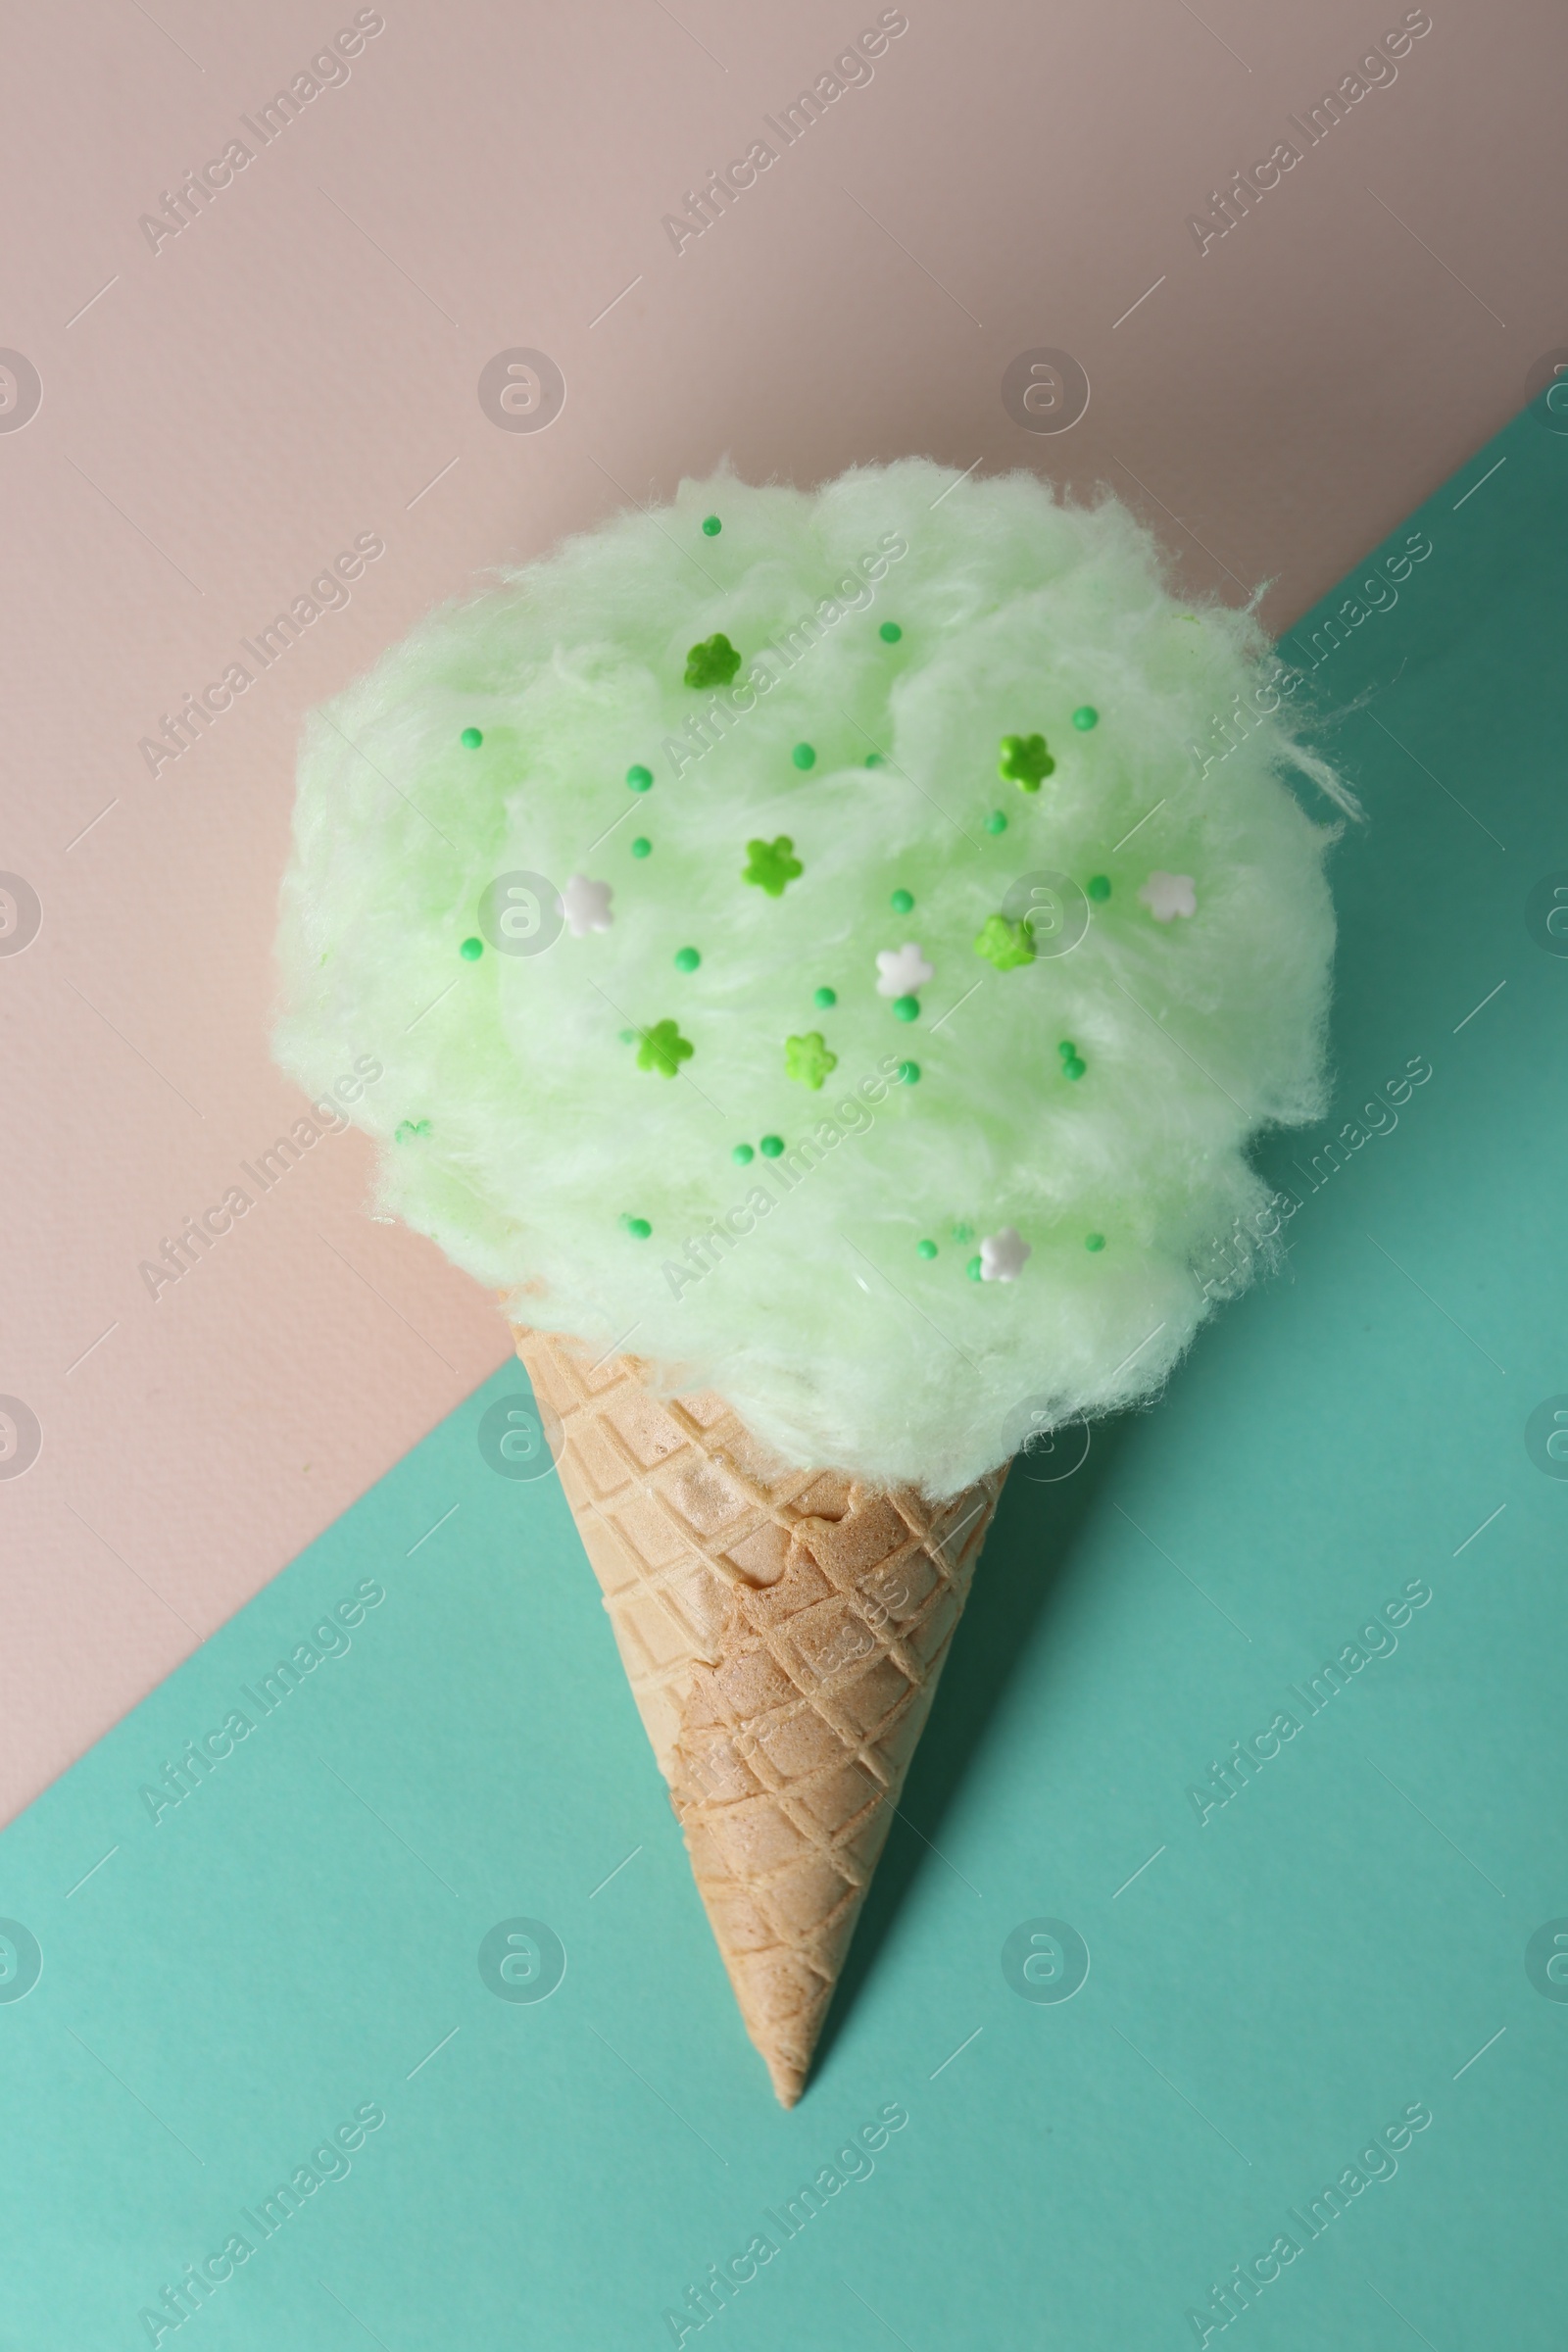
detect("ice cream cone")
[513,1324,1006,2105]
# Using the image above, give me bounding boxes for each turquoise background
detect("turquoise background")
[3,401,1565,2349]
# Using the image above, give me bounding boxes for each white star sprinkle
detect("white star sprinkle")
[1139,870,1197,921]
[559,874,613,937]
[875,941,934,998]
[980,1227,1031,1282]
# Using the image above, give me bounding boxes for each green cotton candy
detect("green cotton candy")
[273,461,1352,1497]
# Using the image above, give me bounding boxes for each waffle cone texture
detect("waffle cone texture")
[513,1326,1005,2106]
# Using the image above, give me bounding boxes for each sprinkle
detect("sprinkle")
[623,1215,652,1239]
[981,1227,1032,1281]
[791,742,816,770]
[893,995,919,1022]
[966,1255,983,1281]
[460,726,483,748]
[1057,1040,1076,1060]
[673,946,701,972]
[701,514,722,536]
[1085,1232,1105,1251]
[743,835,803,897]
[985,810,1007,833]
[917,1239,938,1258]
[760,1134,784,1158]
[864,753,887,767]
[619,1028,636,1043]
[890,887,914,914]
[684,633,741,689]
[636,1019,693,1078]
[460,936,483,960]
[813,985,837,1007]
[974,913,1033,971]
[630,836,652,858]
[394,1119,431,1142]
[732,1143,755,1164]
[999,731,1054,792]
[1140,870,1198,921]
[897,1060,920,1084]
[952,1221,973,1242]
[626,763,654,791]
[876,942,933,998]
[1087,874,1111,902]
[879,621,903,643]
[1072,706,1100,731]
[1063,1054,1087,1081]
[785,1031,838,1090]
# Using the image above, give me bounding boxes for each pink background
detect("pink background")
[2,0,1562,1823]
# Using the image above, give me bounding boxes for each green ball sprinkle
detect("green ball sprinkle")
[879,621,903,643]
[1087,874,1111,903]
[624,1216,652,1239]
[626,763,654,791]
[966,1254,983,1281]
[674,946,701,972]
[760,1134,784,1158]
[630,837,652,858]
[814,985,837,1008]
[460,936,483,960]
[893,995,919,1022]
[460,726,482,749]
[897,1060,920,1084]
[791,742,816,770]
[701,514,722,537]
[1064,1055,1087,1081]
[731,1143,755,1164]
[1072,706,1100,731]
[952,1222,974,1243]
[1085,1232,1105,1251]
[985,811,1007,834]
[864,753,887,767]
[890,887,914,914]
[916,1239,938,1259]
[1057,1039,1077,1060]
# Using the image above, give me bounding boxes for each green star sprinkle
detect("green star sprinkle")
[631,837,652,858]
[701,514,722,536]
[743,835,803,897]
[890,887,914,913]
[684,633,741,689]
[1085,1232,1105,1251]
[814,985,837,1007]
[897,1060,920,1084]
[974,913,1034,971]
[636,1019,693,1078]
[760,1134,784,1158]
[622,1215,652,1239]
[785,1031,838,1090]
[1087,874,1111,902]
[394,1119,431,1143]
[892,995,919,1022]
[966,1254,983,1281]
[626,763,654,791]
[673,946,701,972]
[999,731,1054,792]
[460,726,482,748]
[1072,706,1100,730]
[916,1239,938,1258]
[879,621,903,643]
[985,810,1007,834]
[732,1143,755,1164]
[791,742,816,770]
[460,936,484,960]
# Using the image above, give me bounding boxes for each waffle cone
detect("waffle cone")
[513,1324,1005,2105]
